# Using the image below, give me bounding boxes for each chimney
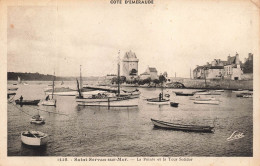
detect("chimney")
[227,54,231,61]
[235,53,240,64]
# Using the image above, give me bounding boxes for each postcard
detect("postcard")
[0,0,259,165]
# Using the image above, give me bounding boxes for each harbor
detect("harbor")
[4,1,258,163]
[7,81,253,156]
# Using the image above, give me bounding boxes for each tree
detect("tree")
[129,69,138,76]
[153,79,160,85]
[159,75,167,85]
[243,59,253,73]
[143,77,152,85]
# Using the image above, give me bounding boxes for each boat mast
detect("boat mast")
[117,50,120,96]
[80,65,83,90]
[76,79,82,98]
[51,72,55,99]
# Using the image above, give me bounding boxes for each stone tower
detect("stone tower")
[122,50,139,78]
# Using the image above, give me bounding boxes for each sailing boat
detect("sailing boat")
[18,76,21,84]
[147,78,170,105]
[41,73,57,106]
[76,53,139,107]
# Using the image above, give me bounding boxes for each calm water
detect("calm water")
[7,81,253,156]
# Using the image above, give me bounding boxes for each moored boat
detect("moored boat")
[15,100,40,105]
[8,87,18,91]
[215,90,224,92]
[7,92,16,99]
[45,87,77,96]
[151,119,214,133]
[76,54,140,107]
[242,94,253,98]
[30,115,45,124]
[165,94,170,98]
[147,98,170,105]
[232,89,250,93]
[194,100,219,105]
[236,92,253,97]
[173,91,194,96]
[190,96,216,101]
[195,91,221,95]
[21,131,48,146]
[77,97,138,107]
[41,72,57,106]
[170,102,179,107]
[41,99,56,106]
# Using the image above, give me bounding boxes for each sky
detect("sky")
[7,0,259,78]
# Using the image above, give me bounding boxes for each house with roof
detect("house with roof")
[140,67,158,80]
[193,65,205,79]
[223,53,243,80]
[193,53,244,80]
[205,59,226,79]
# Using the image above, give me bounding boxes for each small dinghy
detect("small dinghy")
[195,91,221,95]
[30,115,45,124]
[215,90,224,92]
[15,100,40,105]
[40,95,56,106]
[147,98,170,105]
[151,119,214,133]
[21,131,48,146]
[170,102,179,107]
[164,94,170,98]
[7,92,16,99]
[236,92,253,97]
[232,89,250,93]
[194,100,219,105]
[8,87,18,91]
[41,99,56,106]
[173,91,194,96]
[190,96,216,101]
[242,94,253,98]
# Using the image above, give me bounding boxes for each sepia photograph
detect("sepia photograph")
[1,0,260,165]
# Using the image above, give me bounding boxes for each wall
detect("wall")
[181,79,253,90]
[241,73,253,80]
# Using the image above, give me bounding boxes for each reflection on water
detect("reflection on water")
[7,81,253,156]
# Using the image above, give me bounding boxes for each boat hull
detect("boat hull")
[15,100,40,105]
[77,98,139,107]
[170,102,179,107]
[8,88,18,91]
[21,131,48,146]
[45,91,77,96]
[174,92,194,96]
[40,99,56,106]
[195,92,221,95]
[194,100,219,105]
[151,119,214,133]
[147,98,170,105]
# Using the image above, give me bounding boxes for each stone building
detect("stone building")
[223,53,243,80]
[122,50,139,79]
[193,53,244,80]
[140,67,158,80]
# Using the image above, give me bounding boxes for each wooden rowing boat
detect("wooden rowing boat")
[151,119,214,133]
[170,102,179,107]
[15,100,40,105]
[194,100,219,105]
[173,91,194,96]
[147,98,170,105]
[30,115,45,124]
[215,90,224,92]
[21,131,48,146]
